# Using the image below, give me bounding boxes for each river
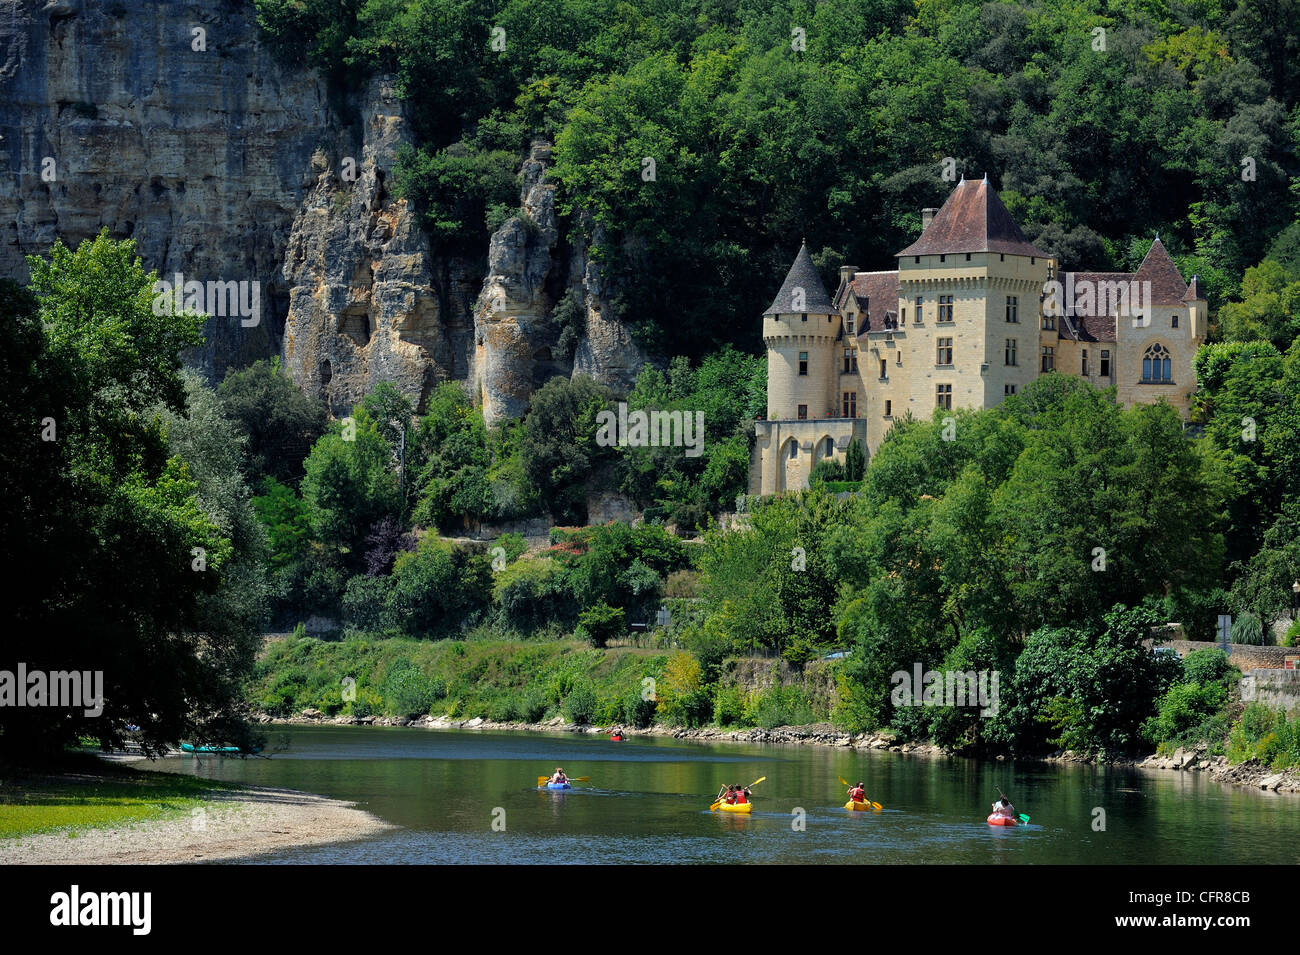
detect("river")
[152,725,1300,864]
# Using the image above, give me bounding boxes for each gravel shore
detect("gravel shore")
[0,783,395,865]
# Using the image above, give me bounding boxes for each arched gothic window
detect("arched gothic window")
[1142,343,1172,383]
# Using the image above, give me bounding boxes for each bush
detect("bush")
[808,459,845,484]
[518,688,549,724]
[563,683,598,724]
[1142,681,1229,748]
[1227,703,1300,769]
[745,686,817,729]
[381,659,441,717]
[576,602,625,649]
[621,690,657,728]
[1230,612,1267,645]
[1282,619,1300,648]
[1181,648,1235,686]
[712,685,747,726]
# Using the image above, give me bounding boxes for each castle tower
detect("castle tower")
[752,242,867,494]
[762,241,840,420]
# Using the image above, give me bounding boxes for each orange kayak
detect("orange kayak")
[987,813,1018,826]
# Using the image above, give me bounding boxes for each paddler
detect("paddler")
[732,785,750,805]
[549,768,569,785]
[847,781,867,803]
[991,796,1016,820]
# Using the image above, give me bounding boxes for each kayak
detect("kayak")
[713,801,753,814]
[610,735,625,741]
[179,743,260,758]
[546,782,572,790]
[987,813,1018,826]
[845,800,873,811]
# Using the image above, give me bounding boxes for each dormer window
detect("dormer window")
[847,314,855,334]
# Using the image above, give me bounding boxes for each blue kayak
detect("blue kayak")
[545,782,572,790]
[181,742,262,755]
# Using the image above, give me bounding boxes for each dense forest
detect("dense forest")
[3,0,1300,766]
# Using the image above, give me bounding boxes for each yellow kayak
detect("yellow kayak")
[713,801,753,814]
[845,799,871,811]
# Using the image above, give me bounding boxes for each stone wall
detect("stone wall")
[1240,669,1300,710]
[1153,638,1298,670]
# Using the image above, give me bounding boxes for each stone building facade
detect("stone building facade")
[751,176,1206,494]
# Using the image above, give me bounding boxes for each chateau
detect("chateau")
[750,176,1207,494]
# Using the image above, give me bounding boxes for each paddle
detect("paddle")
[838,775,883,811]
[537,776,589,786]
[710,776,766,811]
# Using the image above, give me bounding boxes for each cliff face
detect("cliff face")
[0,0,645,417]
[0,0,327,381]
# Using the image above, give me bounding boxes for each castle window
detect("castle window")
[1006,296,1019,323]
[1005,339,1017,366]
[789,441,798,459]
[1172,314,1179,328]
[936,384,952,410]
[1082,349,1089,376]
[797,405,808,420]
[1041,346,1055,372]
[1031,257,1036,264]
[915,296,923,323]
[799,351,808,376]
[842,392,857,418]
[824,437,834,456]
[938,295,954,323]
[879,358,887,379]
[965,253,972,261]
[1142,343,1172,383]
[940,254,946,263]
[843,348,858,373]
[1042,314,1056,331]
[1004,384,1017,396]
[1101,350,1111,377]
[847,314,855,334]
[801,313,807,322]
[900,306,906,323]
[914,256,920,264]
[884,400,892,416]
[937,337,953,366]
[1000,254,1005,262]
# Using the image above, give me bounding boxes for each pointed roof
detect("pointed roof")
[1182,274,1206,302]
[897,178,1047,258]
[845,271,900,333]
[1133,238,1190,306]
[764,241,838,315]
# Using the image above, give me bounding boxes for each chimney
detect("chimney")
[839,265,857,284]
[921,208,939,230]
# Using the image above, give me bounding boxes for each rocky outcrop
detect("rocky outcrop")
[280,77,475,414]
[2,2,647,421]
[472,140,567,426]
[0,0,329,381]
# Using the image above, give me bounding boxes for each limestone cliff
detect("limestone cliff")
[0,0,646,420]
[0,0,328,381]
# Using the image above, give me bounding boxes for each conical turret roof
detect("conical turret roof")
[897,178,1047,258]
[764,241,838,315]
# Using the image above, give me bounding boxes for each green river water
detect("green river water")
[154,725,1300,864]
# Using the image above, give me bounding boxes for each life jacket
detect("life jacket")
[723,791,736,804]
[734,789,748,804]
[851,788,866,802]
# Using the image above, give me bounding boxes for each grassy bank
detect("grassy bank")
[0,754,239,839]
[249,635,831,730]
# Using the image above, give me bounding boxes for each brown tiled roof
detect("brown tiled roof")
[1133,238,1189,306]
[1182,274,1206,302]
[897,178,1048,258]
[845,271,899,332]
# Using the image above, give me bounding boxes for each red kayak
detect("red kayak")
[987,813,1018,826]
[610,735,625,742]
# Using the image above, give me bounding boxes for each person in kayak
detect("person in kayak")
[991,796,1016,819]
[847,782,867,803]
[732,785,750,805]
[549,768,569,785]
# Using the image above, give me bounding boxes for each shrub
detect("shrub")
[576,602,625,649]
[1142,681,1228,748]
[1227,703,1300,769]
[808,459,845,484]
[745,686,817,729]
[1282,619,1300,648]
[1230,612,1267,645]
[712,685,749,727]
[563,683,598,724]
[1181,648,1235,686]
[382,660,441,717]
[621,690,657,728]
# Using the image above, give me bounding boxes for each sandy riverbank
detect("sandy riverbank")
[0,778,395,865]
